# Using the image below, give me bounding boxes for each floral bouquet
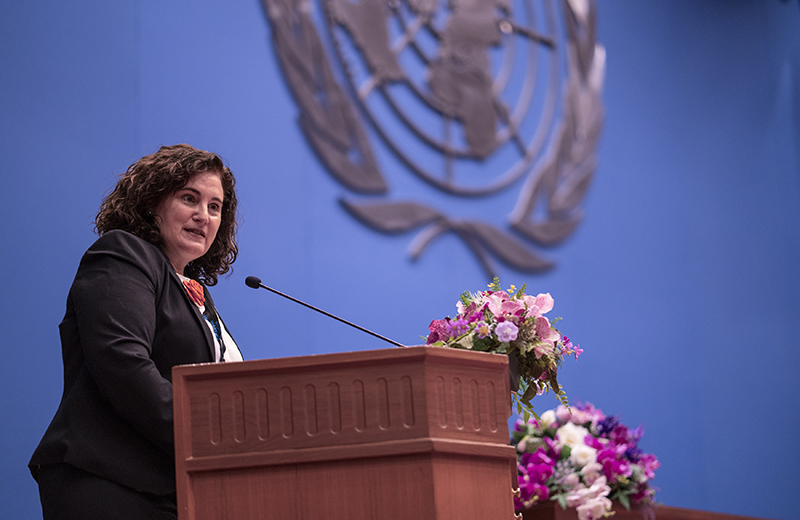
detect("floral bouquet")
[425,278,582,419]
[512,402,660,520]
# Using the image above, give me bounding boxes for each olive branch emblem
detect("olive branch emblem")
[261,0,604,278]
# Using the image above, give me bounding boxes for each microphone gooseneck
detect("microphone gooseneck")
[245,275,405,348]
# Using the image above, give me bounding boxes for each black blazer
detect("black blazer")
[29,230,226,495]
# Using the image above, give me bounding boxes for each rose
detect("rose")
[570,444,598,468]
[556,422,590,449]
[538,409,557,429]
[426,318,451,344]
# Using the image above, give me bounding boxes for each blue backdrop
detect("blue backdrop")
[1,1,798,519]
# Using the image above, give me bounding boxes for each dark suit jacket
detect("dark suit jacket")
[29,230,226,495]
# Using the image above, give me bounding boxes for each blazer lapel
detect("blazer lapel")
[170,271,216,362]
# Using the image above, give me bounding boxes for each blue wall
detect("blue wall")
[1,1,798,519]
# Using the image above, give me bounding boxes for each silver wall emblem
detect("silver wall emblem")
[261,0,605,277]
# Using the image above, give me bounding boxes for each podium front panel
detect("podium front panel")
[173,346,517,520]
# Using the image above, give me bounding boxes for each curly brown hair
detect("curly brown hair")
[95,144,238,285]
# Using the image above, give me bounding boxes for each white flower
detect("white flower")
[556,422,590,449]
[538,410,556,429]
[585,475,611,499]
[567,476,612,520]
[580,462,603,485]
[570,443,598,468]
[566,486,587,508]
[561,473,580,489]
[576,497,613,520]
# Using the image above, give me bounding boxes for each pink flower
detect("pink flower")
[517,447,555,507]
[561,337,584,360]
[567,407,593,425]
[495,321,519,342]
[534,293,554,313]
[555,404,572,423]
[523,292,554,317]
[500,299,526,318]
[426,318,451,344]
[486,292,510,317]
[639,453,661,480]
[597,448,632,480]
[534,316,560,343]
[456,301,478,319]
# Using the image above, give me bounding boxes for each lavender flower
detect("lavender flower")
[475,321,491,339]
[451,317,470,336]
[495,321,519,342]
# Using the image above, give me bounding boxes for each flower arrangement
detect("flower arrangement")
[425,278,582,418]
[512,402,660,520]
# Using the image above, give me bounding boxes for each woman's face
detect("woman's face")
[153,171,224,275]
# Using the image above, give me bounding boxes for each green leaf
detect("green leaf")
[618,493,631,511]
[521,384,538,405]
[560,445,571,459]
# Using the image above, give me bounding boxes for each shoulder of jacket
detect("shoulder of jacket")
[87,230,170,276]
[91,229,158,253]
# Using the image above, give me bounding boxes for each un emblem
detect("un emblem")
[261,0,605,277]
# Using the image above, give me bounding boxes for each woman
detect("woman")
[29,144,243,519]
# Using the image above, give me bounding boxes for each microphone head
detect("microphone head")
[245,276,262,289]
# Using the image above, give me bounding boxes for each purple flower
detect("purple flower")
[451,317,470,336]
[585,436,604,451]
[495,321,519,342]
[561,336,584,360]
[521,449,554,467]
[468,311,483,323]
[639,453,661,480]
[475,321,491,339]
[542,436,561,459]
[517,447,555,506]
[597,448,632,480]
[595,416,620,438]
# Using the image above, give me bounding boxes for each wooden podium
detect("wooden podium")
[172,346,518,520]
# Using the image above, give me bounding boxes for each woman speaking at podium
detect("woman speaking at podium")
[29,144,243,519]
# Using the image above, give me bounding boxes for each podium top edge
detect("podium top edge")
[172,345,509,379]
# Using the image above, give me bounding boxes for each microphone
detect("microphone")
[245,276,405,348]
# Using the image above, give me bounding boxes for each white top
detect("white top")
[178,274,243,363]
